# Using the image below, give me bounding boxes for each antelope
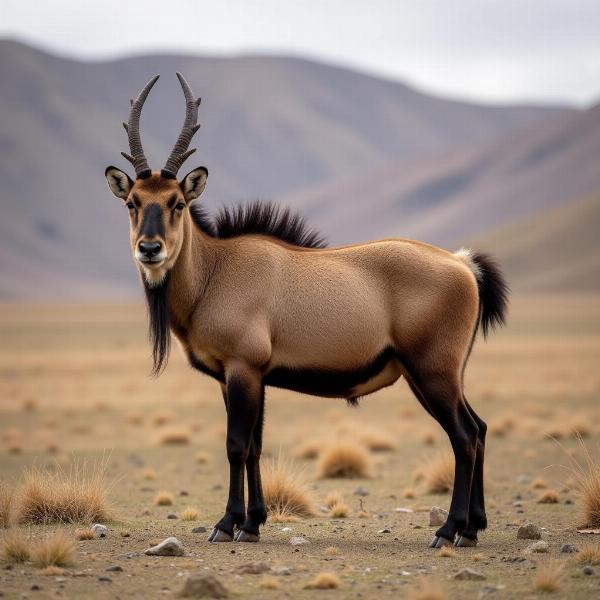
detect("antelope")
[105,74,508,548]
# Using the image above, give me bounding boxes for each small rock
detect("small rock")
[565,498,574,505]
[180,573,228,598]
[583,565,594,576]
[98,576,112,583]
[513,501,523,507]
[560,544,578,554]
[270,566,291,576]
[517,475,531,484]
[479,585,505,597]
[517,522,541,540]
[167,513,178,519]
[91,524,108,538]
[353,486,369,497]
[378,528,392,534]
[289,536,310,546]
[281,527,292,532]
[526,540,549,553]
[180,490,189,496]
[394,507,413,513]
[144,537,185,557]
[106,565,123,572]
[30,585,41,591]
[192,526,207,534]
[236,562,270,575]
[454,568,486,581]
[429,506,449,527]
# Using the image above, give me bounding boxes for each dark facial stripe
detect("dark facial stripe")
[139,203,165,239]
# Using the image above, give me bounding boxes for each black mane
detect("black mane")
[143,273,171,376]
[189,200,327,249]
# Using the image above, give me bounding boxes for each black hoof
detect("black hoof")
[208,527,233,542]
[454,535,477,547]
[234,529,260,542]
[430,535,454,548]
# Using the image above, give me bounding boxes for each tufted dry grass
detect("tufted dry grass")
[0,480,15,527]
[181,507,199,521]
[317,442,371,479]
[409,577,447,600]
[157,427,191,445]
[328,501,349,518]
[537,490,560,504]
[574,543,600,565]
[0,529,32,563]
[533,560,564,593]
[154,491,175,506]
[32,530,75,568]
[303,571,340,589]
[568,440,600,527]
[421,451,454,494]
[294,440,323,460]
[262,455,315,519]
[16,460,112,525]
[74,528,95,540]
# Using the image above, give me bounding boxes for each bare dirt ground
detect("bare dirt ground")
[1,294,600,599]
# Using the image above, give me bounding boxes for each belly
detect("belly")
[263,346,402,399]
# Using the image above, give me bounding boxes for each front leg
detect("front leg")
[208,364,262,542]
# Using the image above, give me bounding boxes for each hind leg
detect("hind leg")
[455,399,487,547]
[406,370,478,547]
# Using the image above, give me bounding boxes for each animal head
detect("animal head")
[105,74,208,287]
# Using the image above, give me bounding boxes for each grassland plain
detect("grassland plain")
[1,294,600,599]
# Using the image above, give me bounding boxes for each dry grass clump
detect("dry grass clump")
[294,440,323,460]
[324,545,340,556]
[157,427,191,446]
[1,480,15,527]
[533,560,564,593]
[16,460,112,525]
[420,431,437,446]
[303,571,340,589]
[194,451,211,465]
[154,491,175,506]
[359,428,397,452]
[181,506,200,521]
[409,577,447,600]
[403,487,416,499]
[421,451,454,494]
[531,477,547,490]
[489,415,515,438]
[262,455,316,519]
[567,440,600,527]
[260,575,281,590]
[438,546,457,557]
[568,421,591,438]
[152,410,175,427]
[32,530,75,568]
[125,411,144,426]
[141,467,157,481]
[575,543,600,565]
[328,502,349,518]
[1,529,32,563]
[41,565,66,576]
[74,528,96,540]
[317,442,371,479]
[324,490,343,509]
[537,490,559,504]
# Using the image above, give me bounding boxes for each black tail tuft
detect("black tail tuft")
[471,251,509,338]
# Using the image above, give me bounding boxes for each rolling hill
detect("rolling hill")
[0,40,580,298]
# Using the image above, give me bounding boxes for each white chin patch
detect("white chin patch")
[142,265,167,287]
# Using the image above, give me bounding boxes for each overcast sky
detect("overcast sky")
[2,0,599,106]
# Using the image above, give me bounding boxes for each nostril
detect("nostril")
[139,241,162,257]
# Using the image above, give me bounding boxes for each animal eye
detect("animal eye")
[126,201,135,210]
[175,202,186,211]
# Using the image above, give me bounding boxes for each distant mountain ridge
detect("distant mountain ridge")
[0,39,583,298]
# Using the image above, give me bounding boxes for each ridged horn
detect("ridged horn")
[121,75,159,179]
[161,73,201,179]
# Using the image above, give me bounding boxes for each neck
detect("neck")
[142,212,217,375]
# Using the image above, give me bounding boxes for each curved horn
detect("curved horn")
[121,75,159,179]
[161,73,201,179]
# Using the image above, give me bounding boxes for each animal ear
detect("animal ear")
[180,167,208,201]
[105,166,134,199]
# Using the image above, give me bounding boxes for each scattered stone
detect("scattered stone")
[281,527,292,532]
[526,541,549,553]
[106,565,123,572]
[378,528,392,534]
[144,537,185,557]
[517,475,531,484]
[91,524,108,538]
[560,544,578,554]
[353,486,369,497]
[479,585,505,597]
[289,536,310,546]
[180,573,228,598]
[270,566,291,576]
[454,568,486,581]
[565,498,574,505]
[517,523,541,540]
[167,513,178,519]
[192,526,208,534]
[583,565,594,576]
[120,531,130,538]
[429,506,449,527]
[236,562,270,575]
[394,507,413,513]
[98,577,112,583]
[180,490,189,496]
[30,585,41,591]
[513,501,523,507]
